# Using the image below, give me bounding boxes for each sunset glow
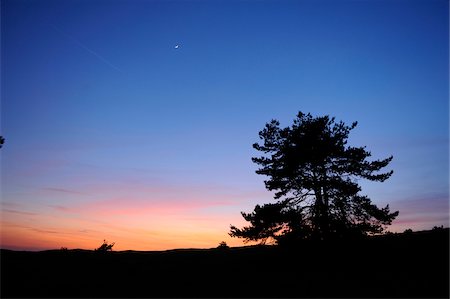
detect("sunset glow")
[1,0,448,251]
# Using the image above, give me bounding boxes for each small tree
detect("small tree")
[230,112,398,244]
[0,136,4,149]
[95,240,115,252]
[217,241,230,250]
[432,225,444,230]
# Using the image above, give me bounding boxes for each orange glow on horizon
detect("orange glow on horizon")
[0,203,254,251]
[1,183,447,251]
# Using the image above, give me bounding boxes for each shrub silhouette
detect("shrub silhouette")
[217,241,230,250]
[432,225,444,230]
[404,228,413,234]
[95,240,115,252]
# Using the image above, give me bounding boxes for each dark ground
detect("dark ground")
[1,229,449,298]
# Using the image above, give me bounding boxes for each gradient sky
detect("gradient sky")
[1,0,448,251]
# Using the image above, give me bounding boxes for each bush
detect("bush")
[432,225,444,230]
[95,240,115,252]
[217,241,230,250]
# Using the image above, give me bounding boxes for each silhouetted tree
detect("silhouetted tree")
[95,240,115,252]
[432,225,444,230]
[230,112,398,244]
[217,241,230,250]
[0,136,4,149]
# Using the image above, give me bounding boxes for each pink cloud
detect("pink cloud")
[49,205,76,212]
[388,193,449,231]
[40,179,264,217]
[1,178,272,251]
[1,209,37,216]
[51,197,240,225]
[42,187,86,195]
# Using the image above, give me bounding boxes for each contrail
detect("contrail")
[51,24,121,72]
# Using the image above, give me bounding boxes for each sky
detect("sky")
[1,0,448,251]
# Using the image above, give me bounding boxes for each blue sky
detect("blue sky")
[1,0,448,250]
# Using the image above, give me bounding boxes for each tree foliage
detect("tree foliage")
[0,136,4,149]
[217,241,230,250]
[95,240,115,252]
[230,112,398,244]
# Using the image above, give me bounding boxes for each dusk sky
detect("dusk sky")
[1,0,448,251]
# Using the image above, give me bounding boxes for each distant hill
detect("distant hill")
[1,228,448,298]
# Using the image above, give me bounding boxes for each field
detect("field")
[1,229,448,298]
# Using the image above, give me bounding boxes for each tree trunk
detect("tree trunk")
[322,186,330,239]
[313,186,323,239]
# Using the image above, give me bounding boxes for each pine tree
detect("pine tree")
[230,112,398,244]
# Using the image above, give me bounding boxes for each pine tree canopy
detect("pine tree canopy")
[230,112,399,244]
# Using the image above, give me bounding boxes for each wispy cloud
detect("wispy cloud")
[69,196,239,218]
[42,187,86,195]
[29,228,60,234]
[389,193,449,231]
[2,209,37,216]
[0,202,21,209]
[49,205,77,213]
[392,193,449,214]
